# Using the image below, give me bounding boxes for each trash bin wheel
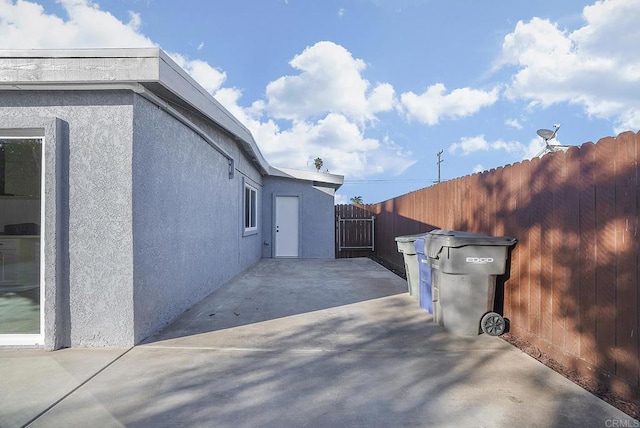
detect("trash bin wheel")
[481,312,505,336]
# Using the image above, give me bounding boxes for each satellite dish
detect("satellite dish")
[536,123,561,142]
[534,124,568,158]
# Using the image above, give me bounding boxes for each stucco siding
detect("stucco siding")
[0,90,136,346]
[131,95,262,342]
[0,90,267,347]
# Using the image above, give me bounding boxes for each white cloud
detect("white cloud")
[0,0,154,48]
[448,134,546,160]
[615,110,640,135]
[449,135,489,156]
[499,0,640,132]
[0,2,414,179]
[334,194,349,205]
[338,8,346,17]
[240,41,413,177]
[204,85,414,178]
[169,54,227,95]
[472,165,485,174]
[505,118,523,129]
[0,0,231,106]
[180,53,414,179]
[400,83,499,125]
[240,112,414,178]
[263,41,396,123]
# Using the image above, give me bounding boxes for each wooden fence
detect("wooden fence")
[363,131,639,402]
[335,204,375,258]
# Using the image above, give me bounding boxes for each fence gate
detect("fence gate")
[335,204,375,258]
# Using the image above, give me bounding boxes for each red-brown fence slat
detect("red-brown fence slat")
[578,142,598,367]
[547,151,565,349]
[594,136,617,375]
[564,146,581,357]
[613,132,639,391]
[539,155,555,343]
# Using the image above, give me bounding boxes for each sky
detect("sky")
[1,0,639,204]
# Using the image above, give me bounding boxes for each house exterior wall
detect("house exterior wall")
[131,95,263,343]
[164,103,264,270]
[0,90,264,347]
[0,90,136,347]
[262,176,336,259]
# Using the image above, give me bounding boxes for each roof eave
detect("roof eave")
[269,166,344,190]
[0,48,271,175]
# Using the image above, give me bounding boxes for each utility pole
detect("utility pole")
[437,149,444,184]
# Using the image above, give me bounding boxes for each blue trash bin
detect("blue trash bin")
[414,238,433,313]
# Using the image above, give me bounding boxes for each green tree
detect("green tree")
[313,157,323,172]
[350,196,364,205]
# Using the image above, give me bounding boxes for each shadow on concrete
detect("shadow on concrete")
[31,256,632,426]
[8,258,634,427]
[142,258,410,343]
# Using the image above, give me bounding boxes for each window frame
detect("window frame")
[243,181,258,235]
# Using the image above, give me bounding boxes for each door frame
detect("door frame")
[273,194,300,258]
[0,118,70,350]
[0,133,45,346]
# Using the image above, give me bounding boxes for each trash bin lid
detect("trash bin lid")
[394,232,429,243]
[425,229,516,258]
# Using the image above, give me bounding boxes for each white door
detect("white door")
[275,196,299,257]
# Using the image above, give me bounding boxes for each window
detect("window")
[244,182,257,233]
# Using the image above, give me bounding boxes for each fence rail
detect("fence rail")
[363,131,640,402]
[337,217,375,251]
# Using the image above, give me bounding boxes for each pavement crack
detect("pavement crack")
[21,347,134,428]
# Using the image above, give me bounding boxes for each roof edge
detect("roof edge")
[269,166,344,190]
[0,47,162,58]
[0,48,271,175]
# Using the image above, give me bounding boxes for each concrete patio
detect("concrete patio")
[1,258,636,427]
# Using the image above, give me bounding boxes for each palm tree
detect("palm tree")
[350,196,364,205]
[313,157,323,172]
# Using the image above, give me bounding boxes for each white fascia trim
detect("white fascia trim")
[269,166,344,189]
[0,82,144,91]
[0,47,162,59]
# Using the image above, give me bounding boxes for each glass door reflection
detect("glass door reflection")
[0,138,42,334]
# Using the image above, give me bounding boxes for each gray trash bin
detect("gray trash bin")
[424,230,516,336]
[394,233,427,299]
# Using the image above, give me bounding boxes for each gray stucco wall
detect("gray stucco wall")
[131,95,262,343]
[0,90,264,347]
[167,104,264,273]
[262,176,336,259]
[0,90,136,347]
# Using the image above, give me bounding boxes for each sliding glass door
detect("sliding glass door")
[0,137,43,343]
